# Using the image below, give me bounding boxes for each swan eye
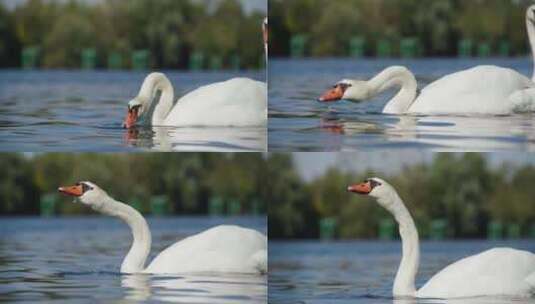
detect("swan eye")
[81,183,93,193]
[339,83,352,91]
[368,179,382,189]
[129,104,141,111]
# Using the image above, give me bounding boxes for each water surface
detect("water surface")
[269,58,535,151]
[0,216,267,303]
[269,240,535,304]
[0,70,266,152]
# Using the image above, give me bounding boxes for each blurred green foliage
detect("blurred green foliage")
[268,153,535,239]
[0,153,270,216]
[3,153,535,239]
[1,0,265,69]
[269,0,531,57]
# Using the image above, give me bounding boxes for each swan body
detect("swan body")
[320,65,535,115]
[58,182,267,275]
[417,247,535,298]
[410,66,534,114]
[144,225,267,274]
[124,73,267,128]
[348,178,535,298]
[319,5,535,115]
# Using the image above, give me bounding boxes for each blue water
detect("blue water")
[268,58,535,152]
[269,240,535,304]
[0,216,267,303]
[0,70,266,152]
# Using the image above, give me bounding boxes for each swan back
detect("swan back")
[410,66,533,114]
[165,78,267,127]
[417,248,535,298]
[145,225,267,274]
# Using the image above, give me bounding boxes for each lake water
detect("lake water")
[0,216,267,303]
[0,70,266,152]
[268,58,535,152]
[269,240,535,304]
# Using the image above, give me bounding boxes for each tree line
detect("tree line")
[2,153,534,239]
[0,0,265,69]
[268,153,535,239]
[269,0,532,57]
[0,153,271,215]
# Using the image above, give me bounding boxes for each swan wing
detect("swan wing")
[409,66,534,114]
[144,225,267,274]
[416,247,535,298]
[164,78,267,127]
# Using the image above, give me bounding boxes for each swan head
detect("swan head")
[348,177,397,206]
[527,5,535,24]
[318,80,369,102]
[123,98,144,129]
[58,181,108,209]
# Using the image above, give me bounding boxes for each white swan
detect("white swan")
[58,181,267,274]
[123,18,268,128]
[318,6,535,115]
[347,178,535,298]
[122,74,266,128]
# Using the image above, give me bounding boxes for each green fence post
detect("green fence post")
[150,195,168,216]
[498,41,510,57]
[230,54,241,70]
[458,39,473,57]
[209,55,223,70]
[430,219,448,240]
[81,48,97,70]
[400,38,418,58]
[259,54,265,69]
[290,35,307,58]
[227,199,241,216]
[40,193,57,217]
[22,46,39,69]
[379,218,395,240]
[209,197,224,216]
[319,217,337,240]
[477,42,491,57]
[349,36,365,58]
[130,197,143,213]
[189,51,204,70]
[107,52,123,69]
[487,221,503,240]
[132,50,150,70]
[506,223,521,239]
[251,199,261,215]
[376,39,392,58]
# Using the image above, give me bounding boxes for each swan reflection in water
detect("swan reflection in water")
[317,113,535,151]
[124,125,267,152]
[122,272,267,303]
[392,296,534,304]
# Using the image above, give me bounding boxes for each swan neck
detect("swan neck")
[96,197,151,273]
[378,190,419,297]
[368,67,417,114]
[138,73,174,126]
[527,19,535,82]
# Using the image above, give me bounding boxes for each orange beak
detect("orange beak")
[58,184,84,197]
[122,107,139,129]
[347,182,372,195]
[318,85,344,102]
